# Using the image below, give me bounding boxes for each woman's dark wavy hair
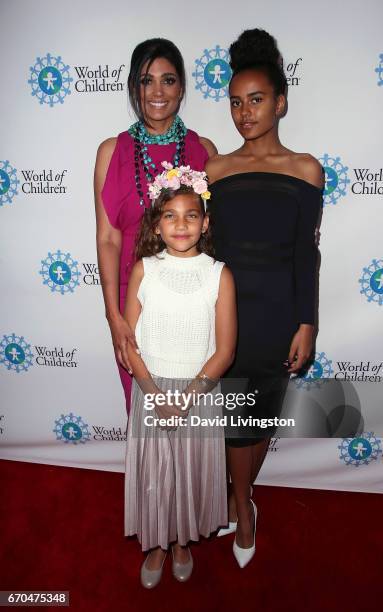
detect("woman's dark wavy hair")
[135,186,214,260]
[229,28,287,96]
[128,38,186,122]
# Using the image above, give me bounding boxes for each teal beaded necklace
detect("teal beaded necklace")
[128,115,187,206]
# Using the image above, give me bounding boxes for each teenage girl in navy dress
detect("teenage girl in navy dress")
[207,28,324,568]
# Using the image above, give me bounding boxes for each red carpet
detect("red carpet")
[0,460,382,611]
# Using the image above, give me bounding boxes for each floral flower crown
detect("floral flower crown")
[148,162,211,210]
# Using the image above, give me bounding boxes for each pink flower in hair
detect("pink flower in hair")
[167,176,180,190]
[161,161,173,170]
[193,178,208,195]
[148,161,210,204]
[158,175,168,188]
[180,175,193,187]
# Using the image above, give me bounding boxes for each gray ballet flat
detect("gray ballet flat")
[140,552,167,589]
[171,547,193,582]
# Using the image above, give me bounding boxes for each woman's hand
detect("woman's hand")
[107,313,139,374]
[287,324,314,373]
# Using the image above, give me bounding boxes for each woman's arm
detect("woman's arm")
[94,138,136,371]
[123,261,153,383]
[288,156,324,373]
[199,136,218,158]
[94,138,121,320]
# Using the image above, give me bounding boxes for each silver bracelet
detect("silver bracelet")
[196,372,217,386]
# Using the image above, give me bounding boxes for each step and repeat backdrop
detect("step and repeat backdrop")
[1,0,382,493]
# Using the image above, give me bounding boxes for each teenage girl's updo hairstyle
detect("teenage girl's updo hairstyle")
[128,38,186,122]
[135,186,214,260]
[229,28,287,97]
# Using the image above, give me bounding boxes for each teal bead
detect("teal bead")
[128,115,187,205]
[128,115,187,145]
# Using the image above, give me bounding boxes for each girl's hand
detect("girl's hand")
[108,314,139,374]
[153,393,188,430]
[153,394,187,420]
[288,324,314,373]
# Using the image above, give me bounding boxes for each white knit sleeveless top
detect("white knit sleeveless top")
[135,249,225,378]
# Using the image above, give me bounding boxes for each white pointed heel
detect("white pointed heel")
[232,499,257,569]
[217,520,238,537]
[217,486,254,537]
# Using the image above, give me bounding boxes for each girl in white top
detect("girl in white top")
[123,163,237,589]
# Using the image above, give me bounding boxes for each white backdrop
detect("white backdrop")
[1,0,382,493]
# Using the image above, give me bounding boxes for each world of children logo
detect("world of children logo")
[53,413,128,444]
[0,334,34,373]
[39,250,101,292]
[338,432,382,466]
[53,413,91,445]
[1,163,68,203]
[359,259,383,306]
[294,351,334,390]
[1,157,69,204]
[193,45,232,102]
[319,154,383,200]
[0,161,20,207]
[28,53,125,106]
[40,250,81,294]
[318,154,350,206]
[192,49,303,101]
[29,53,73,106]
[375,53,383,86]
[0,333,79,372]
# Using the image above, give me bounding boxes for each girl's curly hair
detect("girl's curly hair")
[135,185,214,260]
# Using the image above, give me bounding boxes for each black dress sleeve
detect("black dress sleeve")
[294,184,323,325]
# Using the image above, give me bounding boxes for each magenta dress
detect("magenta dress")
[101,128,209,413]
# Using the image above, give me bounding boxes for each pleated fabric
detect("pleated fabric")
[124,375,227,551]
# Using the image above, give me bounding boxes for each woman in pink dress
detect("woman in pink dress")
[94,38,216,413]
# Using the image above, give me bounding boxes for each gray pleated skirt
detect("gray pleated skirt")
[124,375,227,551]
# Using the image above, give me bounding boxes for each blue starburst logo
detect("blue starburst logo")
[53,413,91,444]
[359,258,383,305]
[294,351,333,390]
[0,333,34,373]
[338,432,382,466]
[39,250,81,294]
[29,53,73,107]
[193,45,232,102]
[375,53,383,86]
[318,154,350,206]
[0,160,20,207]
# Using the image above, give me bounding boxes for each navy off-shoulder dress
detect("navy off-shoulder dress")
[208,172,323,446]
